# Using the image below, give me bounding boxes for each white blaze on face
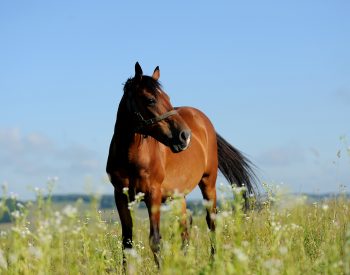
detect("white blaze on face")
[107,173,112,182]
[182,135,191,150]
[186,135,191,147]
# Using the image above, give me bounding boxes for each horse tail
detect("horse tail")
[216,133,258,205]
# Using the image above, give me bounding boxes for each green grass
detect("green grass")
[0,186,349,274]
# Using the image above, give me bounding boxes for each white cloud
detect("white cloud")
[256,143,305,167]
[0,128,106,199]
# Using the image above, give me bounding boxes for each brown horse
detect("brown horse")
[106,62,257,267]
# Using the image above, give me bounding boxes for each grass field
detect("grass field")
[0,184,349,274]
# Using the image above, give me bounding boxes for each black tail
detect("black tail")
[216,133,258,198]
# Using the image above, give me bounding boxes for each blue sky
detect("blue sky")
[1,1,349,199]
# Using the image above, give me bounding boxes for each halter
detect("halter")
[134,109,177,132]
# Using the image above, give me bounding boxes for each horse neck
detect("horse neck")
[114,96,139,146]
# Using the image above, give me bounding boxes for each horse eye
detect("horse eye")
[147,98,156,106]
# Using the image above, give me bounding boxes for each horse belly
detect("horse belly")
[161,140,206,197]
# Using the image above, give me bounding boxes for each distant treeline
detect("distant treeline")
[1,193,348,223]
[47,194,204,212]
[47,193,348,209]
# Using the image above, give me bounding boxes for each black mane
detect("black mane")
[123,75,162,95]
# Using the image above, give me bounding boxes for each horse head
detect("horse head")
[123,62,191,153]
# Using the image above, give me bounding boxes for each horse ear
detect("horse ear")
[135,62,143,80]
[152,66,160,81]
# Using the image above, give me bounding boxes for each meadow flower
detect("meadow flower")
[11,210,22,219]
[62,205,78,218]
[135,192,145,201]
[279,246,288,255]
[221,211,230,218]
[124,248,141,262]
[54,211,63,226]
[233,247,248,262]
[322,204,329,211]
[264,258,283,275]
[72,226,82,235]
[128,201,136,210]
[16,202,24,209]
[232,185,247,195]
[39,232,52,244]
[0,249,7,270]
[9,192,18,200]
[12,226,31,238]
[34,187,42,193]
[289,223,302,231]
[271,221,282,233]
[8,253,17,264]
[203,199,213,208]
[28,245,42,260]
[122,187,129,195]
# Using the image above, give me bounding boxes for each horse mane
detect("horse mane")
[123,76,163,95]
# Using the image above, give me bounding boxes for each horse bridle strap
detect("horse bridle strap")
[134,109,177,131]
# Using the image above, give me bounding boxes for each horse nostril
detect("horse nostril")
[179,130,191,144]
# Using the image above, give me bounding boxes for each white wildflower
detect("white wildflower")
[9,192,18,200]
[0,249,7,270]
[221,211,230,218]
[122,187,129,195]
[128,201,136,210]
[232,185,247,195]
[39,233,52,244]
[124,248,141,262]
[233,247,248,262]
[264,258,283,275]
[290,223,302,231]
[12,226,30,238]
[72,226,82,235]
[28,245,42,260]
[16,202,24,209]
[322,204,329,211]
[62,205,77,218]
[203,200,213,208]
[54,211,62,226]
[11,210,22,219]
[9,253,17,264]
[210,213,217,220]
[135,192,145,201]
[279,246,288,255]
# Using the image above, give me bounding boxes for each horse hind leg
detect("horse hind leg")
[179,197,190,252]
[199,175,217,256]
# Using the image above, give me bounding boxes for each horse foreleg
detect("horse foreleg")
[145,189,162,269]
[114,188,133,268]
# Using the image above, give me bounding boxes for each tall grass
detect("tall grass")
[0,182,349,274]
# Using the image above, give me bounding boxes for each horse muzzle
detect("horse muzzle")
[170,129,191,153]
